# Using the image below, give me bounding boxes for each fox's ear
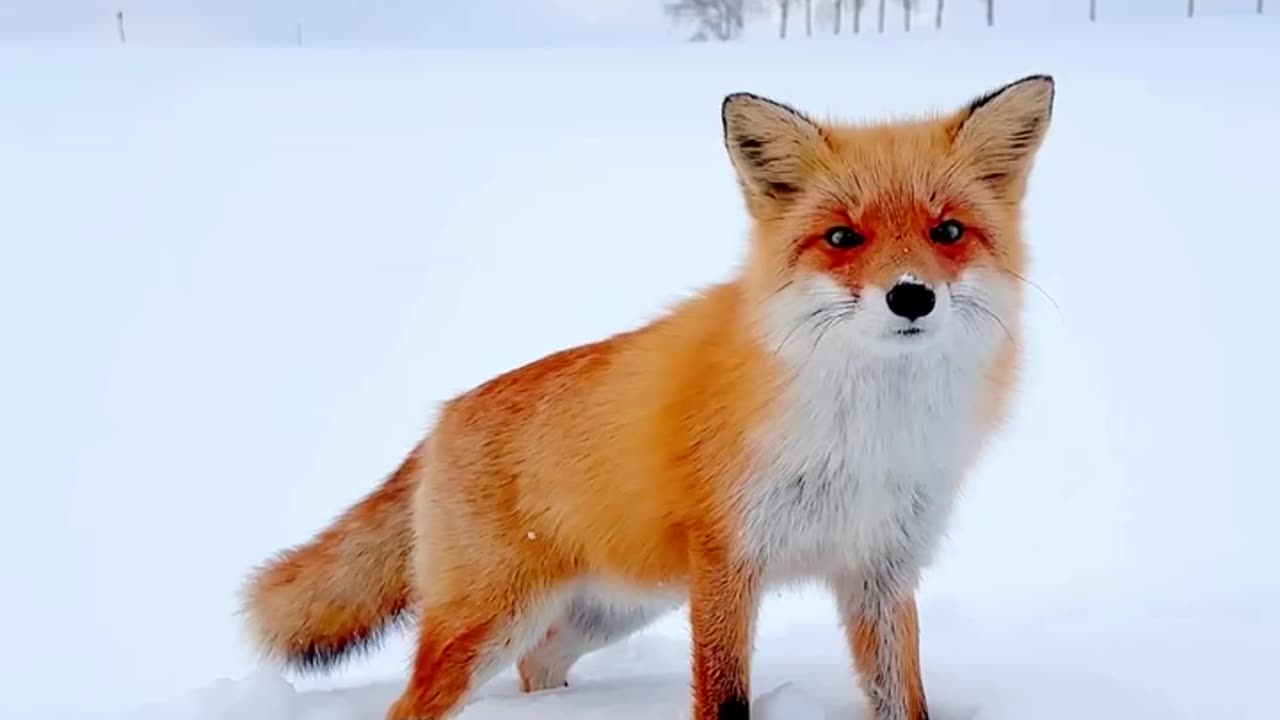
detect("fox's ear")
[722,92,827,216]
[952,75,1055,200]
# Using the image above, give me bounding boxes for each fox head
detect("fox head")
[722,76,1054,361]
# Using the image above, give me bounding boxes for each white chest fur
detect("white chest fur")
[737,277,1002,586]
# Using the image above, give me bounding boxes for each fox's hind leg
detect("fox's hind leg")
[386,569,564,720]
[517,586,683,693]
[386,479,566,719]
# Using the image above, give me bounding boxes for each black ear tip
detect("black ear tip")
[1004,74,1055,98]
[1023,74,1056,108]
[722,92,763,115]
[720,92,811,131]
[969,74,1056,114]
[721,92,775,134]
[1016,74,1056,103]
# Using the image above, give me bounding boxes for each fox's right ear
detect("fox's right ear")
[721,93,826,217]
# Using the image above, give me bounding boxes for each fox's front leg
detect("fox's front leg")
[833,573,929,720]
[688,542,758,720]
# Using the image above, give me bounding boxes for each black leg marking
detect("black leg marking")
[717,695,750,720]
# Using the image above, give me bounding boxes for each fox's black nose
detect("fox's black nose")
[886,282,936,321]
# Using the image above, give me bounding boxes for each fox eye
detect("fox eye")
[824,226,865,249]
[930,219,965,245]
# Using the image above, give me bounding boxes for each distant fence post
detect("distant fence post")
[1187,0,1194,17]
[296,22,303,46]
[935,0,943,28]
[986,0,994,26]
[1259,0,1264,14]
[116,10,126,43]
[904,0,912,31]
[1089,0,1096,22]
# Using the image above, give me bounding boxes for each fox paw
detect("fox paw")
[517,659,570,694]
[387,693,443,720]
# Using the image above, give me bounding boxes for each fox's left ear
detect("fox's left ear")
[951,74,1055,200]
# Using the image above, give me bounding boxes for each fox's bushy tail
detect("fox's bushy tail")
[240,444,421,672]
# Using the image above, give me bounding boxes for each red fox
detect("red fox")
[241,75,1054,720]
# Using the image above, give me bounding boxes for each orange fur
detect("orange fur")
[847,595,927,720]
[241,75,1055,720]
[241,445,419,669]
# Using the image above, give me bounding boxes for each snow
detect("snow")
[3,13,1279,720]
[753,683,828,719]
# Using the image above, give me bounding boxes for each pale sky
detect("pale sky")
[0,0,1266,47]
[0,0,665,46]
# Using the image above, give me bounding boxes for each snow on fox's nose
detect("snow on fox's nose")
[880,272,937,322]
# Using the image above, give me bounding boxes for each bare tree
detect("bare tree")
[1187,0,1194,17]
[935,0,944,28]
[116,10,126,43]
[815,0,875,34]
[777,0,792,38]
[1259,0,1265,14]
[813,0,850,34]
[818,0,913,34]
[665,0,753,41]
[805,0,813,35]
[904,0,912,31]
[1089,0,1096,21]
[986,0,994,26]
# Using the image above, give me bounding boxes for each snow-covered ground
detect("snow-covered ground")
[3,14,1279,720]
